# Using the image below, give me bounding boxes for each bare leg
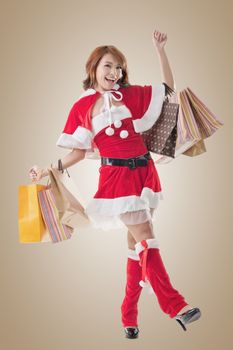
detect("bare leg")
[127,230,137,249]
[125,220,155,243]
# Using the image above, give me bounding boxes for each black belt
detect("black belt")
[101,152,152,169]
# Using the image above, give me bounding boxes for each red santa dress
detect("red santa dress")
[56,83,166,230]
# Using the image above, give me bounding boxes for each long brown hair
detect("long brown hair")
[83,45,130,90]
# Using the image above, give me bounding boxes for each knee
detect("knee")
[126,221,155,246]
[137,231,154,242]
[138,221,154,240]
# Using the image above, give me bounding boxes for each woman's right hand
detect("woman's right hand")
[29,165,48,182]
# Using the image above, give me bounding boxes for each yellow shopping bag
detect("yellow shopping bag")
[18,184,50,243]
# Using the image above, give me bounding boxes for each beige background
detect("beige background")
[1,0,232,349]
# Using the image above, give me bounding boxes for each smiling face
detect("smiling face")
[94,53,123,92]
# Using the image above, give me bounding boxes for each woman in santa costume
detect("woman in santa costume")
[29,29,201,339]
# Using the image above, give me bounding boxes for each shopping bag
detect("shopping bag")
[176,87,223,158]
[18,184,50,243]
[175,90,203,156]
[184,87,224,138]
[155,88,207,164]
[141,99,179,158]
[38,187,73,243]
[47,165,90,229]
[183,139,206,157]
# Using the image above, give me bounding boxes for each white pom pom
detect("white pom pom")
[119,130,129,139]
[114,120,122,128]
[105,127,115,136]
[139,280,147,288]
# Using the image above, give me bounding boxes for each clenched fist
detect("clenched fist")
[28,165,47,182]
[152,29,167,51]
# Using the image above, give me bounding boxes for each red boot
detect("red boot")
[121,249,142,331]
[135,238,189,319]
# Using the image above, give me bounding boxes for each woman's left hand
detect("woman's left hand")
[152,30,167,51]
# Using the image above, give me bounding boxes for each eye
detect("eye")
[105,64,111,67]
[117,66,122,70]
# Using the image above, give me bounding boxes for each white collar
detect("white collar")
[77,83,123,128]
[78,83,120,100]
[78,83,123,127]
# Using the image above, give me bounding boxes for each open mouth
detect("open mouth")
[105,78,115,83]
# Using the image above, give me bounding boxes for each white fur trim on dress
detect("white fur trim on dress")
[84,188,163,231]
[128,249,140,261]
[56,127,93,149]
[132,84,165,133]
[85,188,163,217]
[135,238,160,256]
[78,89,96,100]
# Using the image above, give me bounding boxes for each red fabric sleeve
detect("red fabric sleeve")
[122,85,152,120]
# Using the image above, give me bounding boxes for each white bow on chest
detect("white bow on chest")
[101,90,129,139]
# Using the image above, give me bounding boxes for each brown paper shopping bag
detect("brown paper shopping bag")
[47,166,90,229]
[182,139,206,156]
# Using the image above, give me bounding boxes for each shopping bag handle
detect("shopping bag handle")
[45,160,71,187]
[57,159,70,177]
[163,82,175,96]
[162,82,176,103]
[162,82,178,104]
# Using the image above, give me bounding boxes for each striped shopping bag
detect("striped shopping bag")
[155,86,223,164]
[38,187,73,243]
[180,87,223,157]
[184,87,224,138]
[175,90,203,156]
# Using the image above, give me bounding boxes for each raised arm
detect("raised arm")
[152,29,175,90]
